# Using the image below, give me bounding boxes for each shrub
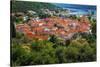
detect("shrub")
[64,46,80,62]
[78,44,96,62]
[55,46,67,63]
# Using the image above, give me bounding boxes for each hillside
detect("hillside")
[11,1,59,13]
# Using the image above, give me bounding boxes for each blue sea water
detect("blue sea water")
[54,3,96,15]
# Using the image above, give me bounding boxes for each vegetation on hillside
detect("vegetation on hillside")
[11,1,59,13]
[11,31,96,66]
[11,1,96,66]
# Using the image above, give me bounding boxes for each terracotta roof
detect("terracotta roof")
[16,16,91,40]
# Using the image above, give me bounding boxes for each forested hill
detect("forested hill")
[11,1,59,13]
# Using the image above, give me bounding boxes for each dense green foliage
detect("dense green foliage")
[11,1,58,13]
[11,31,96,66]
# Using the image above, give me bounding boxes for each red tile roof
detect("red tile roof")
[16,16,91,40]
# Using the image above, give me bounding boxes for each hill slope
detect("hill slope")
[11,1,59,13]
